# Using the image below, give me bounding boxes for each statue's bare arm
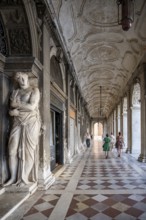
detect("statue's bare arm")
[18,88,40,111]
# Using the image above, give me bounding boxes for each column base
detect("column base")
[138,154,146,163]
[126,147,131,153]
[38,172,55,190]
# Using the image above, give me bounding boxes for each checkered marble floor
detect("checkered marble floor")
[8,140,146,220]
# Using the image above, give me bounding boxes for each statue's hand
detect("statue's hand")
[11,100,20,108]
[9,109,19,116]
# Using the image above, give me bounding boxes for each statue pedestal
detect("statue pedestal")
[5,182,37,194]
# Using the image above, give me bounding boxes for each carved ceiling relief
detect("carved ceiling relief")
[82,0,118,27]
[86,45,119,64]
[51,0,62,19]
[135,1,146,42]
[59,1,77,43]
[122,52,137,72]
[0,1,32,56]
[51,0,146,118]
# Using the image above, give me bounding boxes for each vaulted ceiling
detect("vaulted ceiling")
[50,0,146,119]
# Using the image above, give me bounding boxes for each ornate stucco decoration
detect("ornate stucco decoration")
[132,83,141,107]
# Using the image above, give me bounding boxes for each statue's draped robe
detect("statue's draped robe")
[9,89,40,184]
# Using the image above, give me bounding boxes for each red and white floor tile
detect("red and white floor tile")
[7,140,146,220]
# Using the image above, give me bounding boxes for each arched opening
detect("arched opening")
[131,83,141,158]
[93,122,103,140]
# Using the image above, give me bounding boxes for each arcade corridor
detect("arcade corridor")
[3,140,146,220]
[0,1,146,219]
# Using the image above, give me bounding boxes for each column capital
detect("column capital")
[130,105,140,110]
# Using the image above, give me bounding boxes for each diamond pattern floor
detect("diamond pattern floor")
[7,140,146,220]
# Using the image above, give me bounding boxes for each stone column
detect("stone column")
[66,69,71,163]
[116,107,118,135]
[131,105,141,155]
[120,102,123,134]
[126,90,132,153]
[112,112,114,134]
[139,65,146,162]
[114,109,116,137]
[117,105,120,132]
[38,22,55,189]
[0,54,7,187]
[122,111,127,152]
[76,92,80,153]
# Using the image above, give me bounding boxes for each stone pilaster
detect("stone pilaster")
[131,105,141,155]
[66,71,71,163]
[122,112,128,151]
[138,64,146,162]
[120,101,123,134]
[37,22,55,189]
[116,107,118,135]
[114,109,116,136]
[126,90,132,153]
[0,53,7,187]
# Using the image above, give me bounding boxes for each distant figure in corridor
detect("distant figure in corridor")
[103,133,111,159]
[115,132,124,157]
[85,132,91,148]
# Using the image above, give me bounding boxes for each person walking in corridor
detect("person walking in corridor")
[116,132,124,157]
[86,132,91,148]
[103,133,111,159]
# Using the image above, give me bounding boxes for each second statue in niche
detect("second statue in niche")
[4,72,41,187]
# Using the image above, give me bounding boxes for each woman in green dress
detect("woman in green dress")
[103,133,111,159]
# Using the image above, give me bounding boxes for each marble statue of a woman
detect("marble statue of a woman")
[4,72,41,186]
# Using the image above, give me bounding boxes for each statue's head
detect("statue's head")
[15,72,29,89]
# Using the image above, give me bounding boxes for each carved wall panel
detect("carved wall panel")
[0,17,7,56]
[0,0,32,56]
[50,56,63,91]
[50,93,64,111]
[9,28,31,55]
